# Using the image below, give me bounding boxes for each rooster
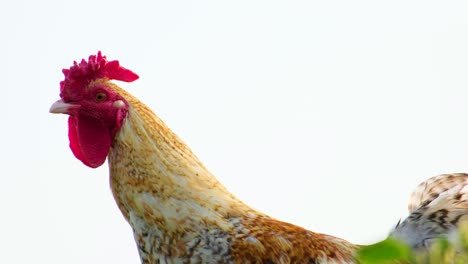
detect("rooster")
[50,52,468,263]
[49,52,357,263]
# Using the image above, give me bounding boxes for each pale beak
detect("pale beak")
[49,99,79,114]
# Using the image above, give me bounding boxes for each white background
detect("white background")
[2,1,468,263]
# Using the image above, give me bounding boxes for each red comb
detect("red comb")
[60,51,139,93]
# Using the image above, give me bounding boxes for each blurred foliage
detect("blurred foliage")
[356,222,468,264]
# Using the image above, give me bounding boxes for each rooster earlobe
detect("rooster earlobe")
[68,116,111,168]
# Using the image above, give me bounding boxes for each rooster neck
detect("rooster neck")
[103,87,356,263]
[107,89,253,236]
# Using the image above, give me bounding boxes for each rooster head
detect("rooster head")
[50,51,139,168]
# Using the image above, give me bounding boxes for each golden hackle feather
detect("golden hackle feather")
[106,83,357,263]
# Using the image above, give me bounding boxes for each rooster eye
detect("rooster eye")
[95,92,107,102]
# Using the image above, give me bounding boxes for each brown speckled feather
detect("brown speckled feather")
[106,84,357,263]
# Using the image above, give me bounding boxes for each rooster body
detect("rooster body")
[50,53,356,263]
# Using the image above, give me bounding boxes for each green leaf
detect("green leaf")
[356,238,412,264]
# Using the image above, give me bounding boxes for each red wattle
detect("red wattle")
[68,115,111,168]
[68,117,86,164]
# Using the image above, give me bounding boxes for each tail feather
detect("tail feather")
[391,173,468,249]
[407,173,468,213]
